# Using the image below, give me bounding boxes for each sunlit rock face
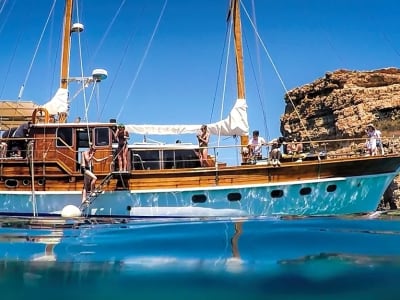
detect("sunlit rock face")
[280,68,400,209]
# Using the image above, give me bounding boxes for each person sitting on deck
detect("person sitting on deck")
[286,137,303,155]
[269,137,284,167]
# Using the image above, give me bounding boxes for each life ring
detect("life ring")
[32,107,50,124]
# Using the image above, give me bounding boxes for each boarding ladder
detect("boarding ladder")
[79,171,130,212]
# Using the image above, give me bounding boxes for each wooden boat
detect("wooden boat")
[0,0,400,219]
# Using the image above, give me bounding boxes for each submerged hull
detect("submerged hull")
[0,154,398,218]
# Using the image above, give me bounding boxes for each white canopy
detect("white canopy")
[125,98,248,137]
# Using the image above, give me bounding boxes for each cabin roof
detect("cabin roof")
[120,142,198,150]
[31,122,116,129]
[0,101,36,130]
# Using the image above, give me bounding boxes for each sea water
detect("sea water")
[1,213,400,300]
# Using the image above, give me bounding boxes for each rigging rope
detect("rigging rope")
[91,0,126,64]
[99,0,140,118]
[0,0,15,36]
[248,0,269,140]
[18,0,57,99]
[240,1,312,141]
[117,0,168,120]
[209,12,231,126]
[74,0,93,144]
[217,17,233,149]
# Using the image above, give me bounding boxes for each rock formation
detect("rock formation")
[280,68,400,209]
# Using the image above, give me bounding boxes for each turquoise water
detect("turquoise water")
[1,214,400,299]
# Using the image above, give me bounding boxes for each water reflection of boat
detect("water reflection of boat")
[0,216,249,265]
[0,0,399,220]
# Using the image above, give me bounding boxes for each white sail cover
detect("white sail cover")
[42,88,69,115]
[125,98,248,136]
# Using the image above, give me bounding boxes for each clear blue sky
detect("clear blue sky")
[0,0,399,147]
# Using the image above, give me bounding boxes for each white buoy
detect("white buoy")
[61,205,81,218]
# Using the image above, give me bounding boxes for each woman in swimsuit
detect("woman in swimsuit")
[114,124,129,171]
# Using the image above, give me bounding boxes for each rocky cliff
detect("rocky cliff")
[280,67,400,209]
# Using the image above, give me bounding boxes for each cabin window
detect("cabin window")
[56,127,73,147]
[77,129,90,148]
[95,127,110,146]
[163,150,201,169]
[132,150,160,170]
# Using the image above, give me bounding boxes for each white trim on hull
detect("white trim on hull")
[0,172,395,218]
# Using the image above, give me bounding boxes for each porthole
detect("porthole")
[5,179,18,188]
[271,190,284,198]
[299,187,312,196]
[22,179,30,186]
[37,178,45,186]
[192,194,207,203]
[327,185,337,193]
[227,193,241,202]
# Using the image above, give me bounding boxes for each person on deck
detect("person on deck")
[0,139,6,158]
[11,121,32,157]
[269,137,285,167]
[1,128,17,158]
[197,124,210,167]
[247,130,266,160]
[114,124,130,172]
[366,124,383,156]
[286,137,303,155]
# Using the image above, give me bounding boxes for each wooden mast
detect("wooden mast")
[55,0,74,123]
[232,0,249,156]
[60,0,73,89]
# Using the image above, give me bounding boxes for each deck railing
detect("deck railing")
[0,135,399,171]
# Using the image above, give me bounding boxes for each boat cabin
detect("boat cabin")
[1,122,202,176]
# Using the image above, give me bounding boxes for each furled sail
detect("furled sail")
[125,98,248,136]
[42,88,69,115]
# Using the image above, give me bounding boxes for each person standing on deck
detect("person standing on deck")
[114,124,130,172]
[0,137,7,158]
[247,130,267,160]
[366,124,382,156]
[197,124,210,167]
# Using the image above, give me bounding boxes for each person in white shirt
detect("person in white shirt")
[247,130,266,160]
[366,124,383,156]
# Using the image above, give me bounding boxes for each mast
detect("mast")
[231,0,249,154]
[60,0,73,89]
